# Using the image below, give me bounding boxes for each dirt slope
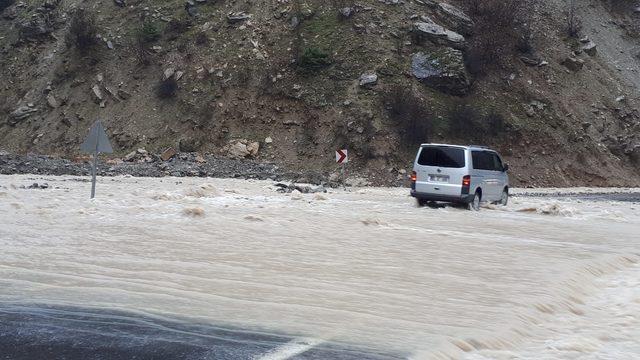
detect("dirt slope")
[0,0,639,187]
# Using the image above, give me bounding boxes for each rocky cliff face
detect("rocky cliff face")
[0,0,639,187]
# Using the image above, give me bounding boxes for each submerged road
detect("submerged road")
[0,175,639,359]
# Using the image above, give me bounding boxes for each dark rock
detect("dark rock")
[582,41,597,56]
[339,7,354,18]
[274,183,327,194]
[520,56,540,66]
[561,56,584,71]
[26,182,49,189]
[46,93,59,108]
[411,48,471,96]
[18,14,54,39]
[9,105,38,124]
[227,12,251,24]
[42,0,59,11]
[415,0,438,8]
[113,0,126,7]
[117,89,132,100]
[185,1,198,17]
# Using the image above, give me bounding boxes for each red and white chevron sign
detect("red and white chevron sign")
[336,149,348,164]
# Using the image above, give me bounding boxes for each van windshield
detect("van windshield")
[418,146,466,168]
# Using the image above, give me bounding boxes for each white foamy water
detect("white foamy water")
[0,175,639,359]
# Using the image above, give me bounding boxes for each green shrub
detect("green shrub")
[139,20,161,43]
[299,47,332,70]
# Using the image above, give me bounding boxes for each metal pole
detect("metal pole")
[91,151,97,199]
[342,163,347,191]
[91,135,99,199]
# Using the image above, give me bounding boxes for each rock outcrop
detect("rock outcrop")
[411,48,471,96]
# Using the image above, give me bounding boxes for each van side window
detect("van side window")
[472,151,493,170]
[491,153,504,172]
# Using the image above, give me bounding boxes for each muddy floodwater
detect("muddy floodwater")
[0,175,639,359]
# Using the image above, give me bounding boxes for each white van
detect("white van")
[410,144,509,210]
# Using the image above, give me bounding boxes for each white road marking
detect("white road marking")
[255,337,325,360]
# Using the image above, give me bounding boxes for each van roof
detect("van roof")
[420,143,493,151]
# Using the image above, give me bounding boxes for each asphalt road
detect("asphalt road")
[0,305,400,360]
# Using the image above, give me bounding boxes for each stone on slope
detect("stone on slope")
[413,21,465,49]
[436,2,474,35]
[9,105,38,125]
[359,72,378,87]
[411,48,471,96]
[561,56,584,72]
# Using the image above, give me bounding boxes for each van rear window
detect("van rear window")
[418,147,465,168]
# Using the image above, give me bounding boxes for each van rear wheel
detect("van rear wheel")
[469,191,481,211]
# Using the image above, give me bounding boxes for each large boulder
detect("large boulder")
[436,2,474,35]
[413,21,465,49]
[411,48,471,96]
[225,139,259,159]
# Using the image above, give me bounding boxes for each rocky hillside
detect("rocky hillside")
[1,0,639,187]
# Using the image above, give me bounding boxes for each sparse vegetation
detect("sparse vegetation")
[463,0,533,74]
[164,17,191,41]
[565,0,582,38]
[447,102,507,139]
[158,78,178,98]
[66,9,98,51]
[133,37,151,66]
[138,20,161,43]
[383,85,434,145]
[447,102,482,138]
[298,47,332,71]
[0,0,14,12]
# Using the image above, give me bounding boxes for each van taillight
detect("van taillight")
[462,175,471,195]
[410,171,417,182]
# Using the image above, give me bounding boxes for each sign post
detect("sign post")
[80,121,114,199]
[335,149,348,190]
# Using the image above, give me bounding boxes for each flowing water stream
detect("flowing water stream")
[0,175,638,359]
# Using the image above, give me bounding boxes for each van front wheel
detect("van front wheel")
[416,198,429,207]
[500,189,509,206]
[469,191,481,211]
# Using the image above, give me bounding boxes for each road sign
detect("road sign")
[81,121,113,199]
[81,121,113,154]
[336,149,348,164]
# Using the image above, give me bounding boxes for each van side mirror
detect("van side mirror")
[503,163,509,172]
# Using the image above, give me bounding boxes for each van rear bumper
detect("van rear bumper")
[411,190,474,204]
